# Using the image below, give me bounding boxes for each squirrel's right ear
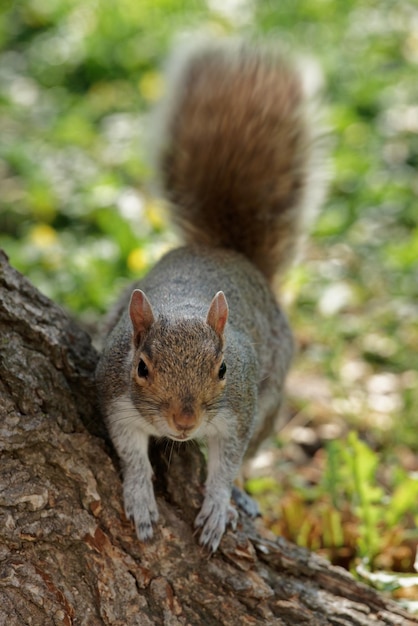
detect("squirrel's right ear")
[129,289,155,347]
[206,291,229,337]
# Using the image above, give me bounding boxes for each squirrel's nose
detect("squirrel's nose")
[173,412,196,433]
[173,414,196,432]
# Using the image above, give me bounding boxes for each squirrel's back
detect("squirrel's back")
[155,38,325,282]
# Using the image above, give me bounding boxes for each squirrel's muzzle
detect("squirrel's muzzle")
[167,400,199,438]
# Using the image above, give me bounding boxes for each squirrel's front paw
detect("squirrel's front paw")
[123,478,159,542]
[194,490,237,552]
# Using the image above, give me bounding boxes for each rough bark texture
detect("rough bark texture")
[0,249,416,626]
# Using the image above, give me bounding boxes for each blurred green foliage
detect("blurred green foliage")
[248,431,418,596]
[1,0,417,582]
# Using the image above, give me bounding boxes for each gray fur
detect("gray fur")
[96,247,292,551]
[96,38,323,551]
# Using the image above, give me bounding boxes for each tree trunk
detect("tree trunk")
[0,249,416,626]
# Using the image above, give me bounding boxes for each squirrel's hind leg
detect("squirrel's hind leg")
[231,485,261,519]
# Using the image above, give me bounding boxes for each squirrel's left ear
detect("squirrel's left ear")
[129,289,155,347]
[206,291,229,336]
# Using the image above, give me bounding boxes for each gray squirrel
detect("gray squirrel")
[96,38,325,552]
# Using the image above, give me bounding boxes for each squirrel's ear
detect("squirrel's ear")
[206,291,229,336]
[129,289,155,346]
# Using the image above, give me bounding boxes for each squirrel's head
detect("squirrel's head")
[128,289,229,441]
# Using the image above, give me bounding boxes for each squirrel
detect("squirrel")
[96,37,325,552]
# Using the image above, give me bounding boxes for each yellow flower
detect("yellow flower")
[138,71,164,102]
[145,199,167,230]
[29,224,58,248]
[127,247,147,273]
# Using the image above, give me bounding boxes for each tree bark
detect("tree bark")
[0,249,416,626]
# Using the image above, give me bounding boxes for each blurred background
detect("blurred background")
[1,0,417,599]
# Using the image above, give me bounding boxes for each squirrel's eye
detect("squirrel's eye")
[137,359,149,378]
[218,361,226,380]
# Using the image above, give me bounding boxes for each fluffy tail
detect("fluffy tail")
[154,38,326,282]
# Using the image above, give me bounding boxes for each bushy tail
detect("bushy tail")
[154,38,326,282]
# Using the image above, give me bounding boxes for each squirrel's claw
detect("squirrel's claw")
[124,481,159,542]
[195,493,238,552]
